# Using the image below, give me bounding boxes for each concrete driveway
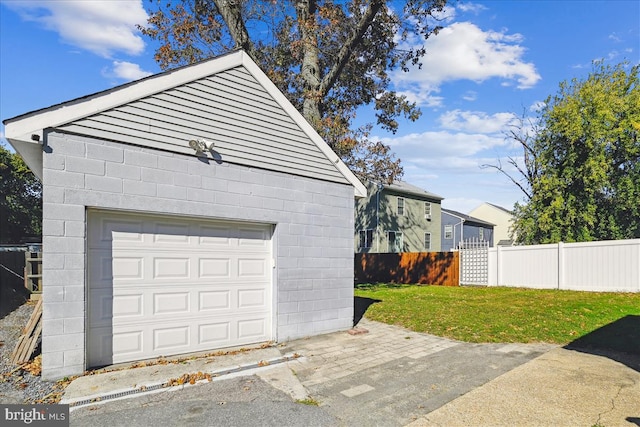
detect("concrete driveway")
[64,319,640,426]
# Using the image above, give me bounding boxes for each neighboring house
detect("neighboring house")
[441,208,495,251]
[468,202,515,246]
[4,50,366,380]
[355,180,443,253]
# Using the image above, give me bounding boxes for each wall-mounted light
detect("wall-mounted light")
[188,138,214,155]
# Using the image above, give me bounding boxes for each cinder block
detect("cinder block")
[228,180,251,195]
[142,167,174,184]
[43,302,84,321]
[202,176,228,192]
[48,136,86,157]
[63,286,85,302]
[64,254,85,270]
[174,173,202,188]
[123,179,157,197]
[63,318,84,334]
[66,157,105,175]
[157,184,187,200]
[43,253,65,269]
[62,349,85,367]
[42,236,85,254]
[107,162,141,180]
[43,155,65,170]
[64,220,85,237]
[125,150,158,168]
[43,219,64,236]
[46,319,64,335]
[186,188,214,203]
[158,155,190,172]
[86,175,123,193]
[43,286,64,302]
[43,186,64,203]
[42,332,83,352]
[43,169,84,189]
[41,351,64,370]
[87,144,124,163]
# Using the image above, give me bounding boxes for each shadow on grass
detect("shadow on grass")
[565,315,640,373]
[353,296,381,326]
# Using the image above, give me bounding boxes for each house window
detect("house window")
[397,197,405,216]
[444,225,453,240]
[479,228,484,240]
[424,232,431,250]
[424,202,432,220]
[359,230,374,249]
[388,231,403,253]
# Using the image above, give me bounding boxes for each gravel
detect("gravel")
[0,301,62,404]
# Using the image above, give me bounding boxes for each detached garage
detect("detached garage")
[4,50,366,380]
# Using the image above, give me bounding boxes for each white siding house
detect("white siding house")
[4,50,366,379]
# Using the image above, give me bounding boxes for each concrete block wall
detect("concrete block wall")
[41,131,355,380]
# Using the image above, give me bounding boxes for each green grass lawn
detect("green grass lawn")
[354,284,640,345]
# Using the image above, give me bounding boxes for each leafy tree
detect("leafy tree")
[0,143,42,243]
[508,61,640,244]
[139,0,447,183]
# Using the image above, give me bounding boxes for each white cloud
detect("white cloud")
[530,101,545,113]
[462,91,477,101]
[438,110,516,133]
[457,3,488,14]
[394,22,541,105]
[608,33,622,42]
[4,0,148,58]
[106,61,153,81]
[379,130,507,158]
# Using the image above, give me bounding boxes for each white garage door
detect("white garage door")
[87,210,273,367]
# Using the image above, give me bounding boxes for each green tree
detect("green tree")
[511,61,640,244]
[140,0,447,183]
[0,143,42,243]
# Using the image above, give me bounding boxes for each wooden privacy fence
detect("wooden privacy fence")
[355,252,459,286]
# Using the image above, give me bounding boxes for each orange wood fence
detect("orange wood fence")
[355,252,459,286]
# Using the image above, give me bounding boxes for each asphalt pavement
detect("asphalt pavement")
[63,318,640,426]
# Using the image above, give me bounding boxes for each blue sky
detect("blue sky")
[1,0,639,213]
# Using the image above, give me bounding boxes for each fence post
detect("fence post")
[557,241,564,290]
[496,245,502,286]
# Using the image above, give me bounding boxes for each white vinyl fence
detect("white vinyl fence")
[488,239,640,292]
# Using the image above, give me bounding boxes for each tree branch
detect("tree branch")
[319,0,385,98]
[481,159,533,200]
[212,0,254,55]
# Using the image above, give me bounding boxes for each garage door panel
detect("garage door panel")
[88,210,272,367]
[198,322,230,345]
[152,223,191,244]
[238,227,271,246]
[113,294,144,317]
[87,328,113,367]
[153,257,191,279]
[198,226,232,245]
[199,290,231,311]
[89,218,145,248]
[88,289,113,326]
[238,318,267,339]
[238,288,267,308]
[153,326,190,351]
[114,331,144,355]
[199,258,231,278]
[238,258,269,277]
[153,292,190,315]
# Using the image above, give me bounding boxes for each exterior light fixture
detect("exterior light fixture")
[188,138,214,155]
